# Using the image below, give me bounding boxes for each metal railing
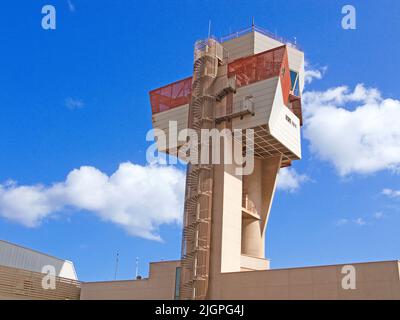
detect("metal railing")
[215,95,254,121]
[219,25,301,51]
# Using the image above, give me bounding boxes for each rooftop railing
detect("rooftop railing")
[219,25,301,51]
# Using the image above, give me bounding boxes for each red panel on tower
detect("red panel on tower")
[149,77,192,114]
[228,45,291,105]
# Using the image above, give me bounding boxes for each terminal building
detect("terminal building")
[1,25,400,300]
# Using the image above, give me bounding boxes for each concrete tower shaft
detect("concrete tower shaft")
[149,26,305,300]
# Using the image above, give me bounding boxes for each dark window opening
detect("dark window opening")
[174,267,181,300]
[290,70,300,96]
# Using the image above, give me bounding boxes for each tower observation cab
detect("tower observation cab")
[149,25,305,300]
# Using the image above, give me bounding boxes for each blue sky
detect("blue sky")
[0,1,399,281]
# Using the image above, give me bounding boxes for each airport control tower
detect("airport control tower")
[149,25,304,300]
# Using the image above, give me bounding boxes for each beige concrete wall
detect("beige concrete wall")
[80,259,400,300]
[259,155,282,252]
[80,260,179,300]
[210,132,243,275]
[210,261,400,300]
[222,32,255,60]
[207,130,243,294]
[152,104,189,154]
[240,254,270,271]
[232,77,279,131]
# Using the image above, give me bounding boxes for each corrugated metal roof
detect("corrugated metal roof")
[0,240,78,280]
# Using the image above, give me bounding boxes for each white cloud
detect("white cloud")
[276,168,309,192]
[336,217,367,226]
[0,163,185,241]
[0,184,61,228]
[336,211,386,227]
[354,217,366,226]
[303,84,400,176]
[304,62,327,85]
[65,97,84,109]
[67,0,75,12]
[382,188,400,198]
